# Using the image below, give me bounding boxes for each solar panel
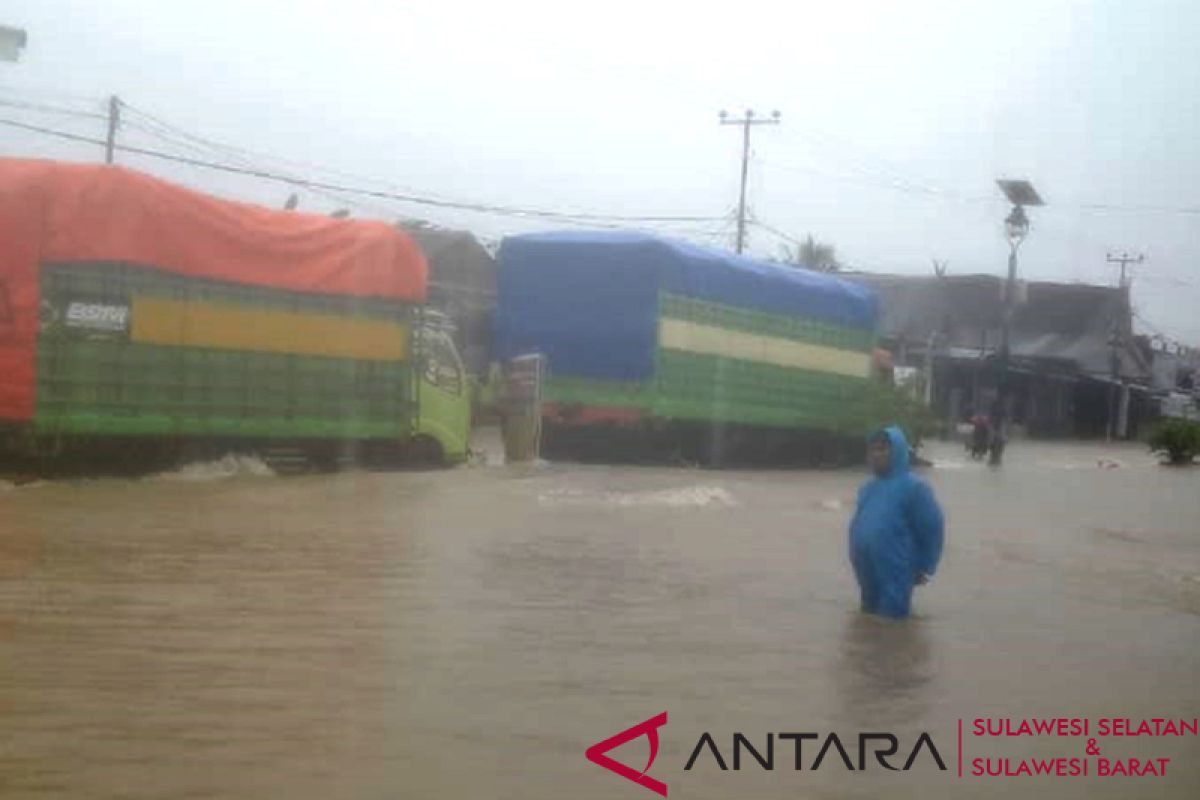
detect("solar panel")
[997,179,1045,207]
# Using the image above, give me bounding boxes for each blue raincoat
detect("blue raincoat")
[849,426,945,618]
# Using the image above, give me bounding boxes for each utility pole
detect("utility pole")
[1105,252,1143,441]
[719,109,780,254]
[1106,251,1143,290]
[104,95,121,164]
[925,260,948,409]
[1107,320,1121,442]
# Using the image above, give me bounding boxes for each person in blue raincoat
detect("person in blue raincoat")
[849,426,945,619]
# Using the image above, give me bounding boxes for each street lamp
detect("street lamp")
[1004,204,1029,247]
[991,179,1044,465]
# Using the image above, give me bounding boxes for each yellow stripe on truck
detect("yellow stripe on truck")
[131,296,408,361]
[659,317,870,378]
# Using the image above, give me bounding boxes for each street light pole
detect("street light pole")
[998,212,1025,381]
[992,179,1044,465]
[719,109,780,254]
[993,206,1026,464]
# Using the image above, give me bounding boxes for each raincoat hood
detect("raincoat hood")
[875,425,910,476]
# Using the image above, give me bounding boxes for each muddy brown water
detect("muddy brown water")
[1,440,1198,798]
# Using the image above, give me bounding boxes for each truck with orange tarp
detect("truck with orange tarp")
[0,160,470,472]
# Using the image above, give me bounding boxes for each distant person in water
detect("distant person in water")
[968,412,991,460]
[848,426,945,619]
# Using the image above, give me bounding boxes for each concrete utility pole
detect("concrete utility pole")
[1105,252,1143,441]
[1107,319,1122,442]
[104,95,121,164]
[925,260,948,409]
[719,109,780,254]
[1107,251,1143,289]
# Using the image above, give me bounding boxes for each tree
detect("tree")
[1148,419,1200,465]
[781,235,841,272]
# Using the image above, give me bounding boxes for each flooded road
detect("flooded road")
[1,439,1198,798]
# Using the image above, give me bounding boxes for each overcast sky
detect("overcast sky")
[3,0,1198,341]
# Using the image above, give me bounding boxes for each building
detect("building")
[845,273,1153,438]
[1145,335,1198,394]
[1142,335,1200,420]
[396,222,496,377]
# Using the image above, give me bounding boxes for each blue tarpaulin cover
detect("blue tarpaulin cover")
[495,231,878,382]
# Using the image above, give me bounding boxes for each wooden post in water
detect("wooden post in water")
[500,354,545,464]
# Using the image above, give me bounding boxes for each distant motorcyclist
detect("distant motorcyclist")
[968,412,991,460]
[987,402,1006,466]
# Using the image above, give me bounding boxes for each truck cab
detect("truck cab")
[412,312,471,463]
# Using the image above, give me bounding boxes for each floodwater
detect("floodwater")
[1,438,1198,799]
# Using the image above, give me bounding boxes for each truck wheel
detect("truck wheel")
[409,436,444,466]
[306,445,340,473]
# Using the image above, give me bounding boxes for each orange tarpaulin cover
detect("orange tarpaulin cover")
[0,159,428,422]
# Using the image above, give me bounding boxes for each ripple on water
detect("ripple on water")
[536,485,738,508]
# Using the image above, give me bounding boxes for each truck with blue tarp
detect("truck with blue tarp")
[494,231,882,464]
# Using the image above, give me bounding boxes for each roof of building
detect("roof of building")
[397,222,495,308]
[844,272,1151,380]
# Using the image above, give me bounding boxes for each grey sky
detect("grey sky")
[3,0,1197,341]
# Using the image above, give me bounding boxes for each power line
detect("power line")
[1132,309,1167,337]
[121,101,432,196]
[747,216,805,247]
[1138,275,1196,289]
[1129,308,1197,350]
[760,157,995,206]
[1076,202,1200,216]
[118,105,459,222]
[10,110,718,240]
[0,84,110,109]
[121,118,256,167]
[779,123,979,204]
[119,100,729,228]
[774,123,1200,217]
[766,154,1200,217]
[0,116,723,225]
[0,97,106,120]
[118,109,378,220]
[108,101,498,215]
[119,109,346,207]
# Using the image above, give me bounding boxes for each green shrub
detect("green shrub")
[855,382,938,448]
[1148,418,1200,465]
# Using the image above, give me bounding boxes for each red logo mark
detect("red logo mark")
[586,712,669,796]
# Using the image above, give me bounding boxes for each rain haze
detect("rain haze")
[3,5,1200,799]
[3,0,1198,341]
